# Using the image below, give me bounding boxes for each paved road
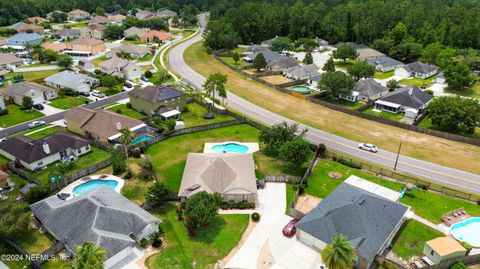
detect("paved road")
[168,13,480,193]
[0,92,128,137]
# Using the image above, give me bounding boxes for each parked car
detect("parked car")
[124,82,133,88]
[282,218,300,236]
[79,92,90,97]
[92,90,105,98]
[33,104,44,110]
[141,76,149,82]
[28,120,46,128]
[358,143,378,153]
[61,155,75,163]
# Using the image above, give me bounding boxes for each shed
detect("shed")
[423,237,466,264]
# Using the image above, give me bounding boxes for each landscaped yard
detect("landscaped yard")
[107,103,146,119]
[314,96,366,110]
[49,96,90,109]
[444,83,480,99]
[0,242,32,269]
[0,104,44,127]
[145,204,249,269]
[219,56,249,68]
[363,107,405,121]
[374,70,394,80]
[183,41,480,174]
[392,219,443,260]
[137,54,154,63]
[334,60,354,70]
[3,70,60,83]
[28,147,111,184]
[261,75,292,85]
[181,103,235,127]
[92,55,108,67]
[26,126,66,139]
[16,229,54,254]
[65,22,87,28]
[398,77,434,88]
[0,173,25,209]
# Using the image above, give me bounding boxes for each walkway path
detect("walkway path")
[13,65,60,72]
[407,211,448,234]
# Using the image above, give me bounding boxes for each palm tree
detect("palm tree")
[68,241,105,269]
[119,128,135,159]
[321,234,356,269]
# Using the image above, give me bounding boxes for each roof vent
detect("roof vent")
[358,198,365,205]
[186,184,201,192]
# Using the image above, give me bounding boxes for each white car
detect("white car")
[358,143,378,153]
[92,91,105,98]
[28,120,46,129]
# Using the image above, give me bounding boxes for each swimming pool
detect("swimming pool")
[131,135,153,145]
[450,217,480,247]
[292,85,311,94]
[72,180,118,196]
[211,143,249,153]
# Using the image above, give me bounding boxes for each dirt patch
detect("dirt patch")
[129,162,142,174]
[328,172,342,179]
[295,194,322,214]
[218,218,257,267]
[261,75,292,85]
[257,239,275,269]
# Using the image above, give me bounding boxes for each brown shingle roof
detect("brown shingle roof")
[69,9,89,15]
[69,38,104,46]
[42,42,67,52]
[65,106,95,123]
[81,109,144,139]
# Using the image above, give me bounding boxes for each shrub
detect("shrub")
[221,201,230,210]
[24,185,51,204]
[336,158,362,169]
[115,108,122,114]
[144,70,153,78]
[152,237,163,248]
[318,143,327,157]
[424,89,434,95]
[251,212,260,222]
[132,147,142,158]
[124,169,133,179]
[459,241,472,254]
[450,261,466,269]
[0,109,8,116]
[126,102,132,109]
[140,238,148,248]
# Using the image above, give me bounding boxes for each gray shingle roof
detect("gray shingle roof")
[0,131,89,164]
[379,86,434,110]
[44,70,98,90]
[6,32,43,45]
[402,62,437,75]
[367,56,402,69]
[31,185,160,259]
[267,56,299,71]
[129,85,184,103]
[247,50,281,63]
[285,64,319,79]
[296,182,409,264]
[354,78,388,98]
[1,81,55,97]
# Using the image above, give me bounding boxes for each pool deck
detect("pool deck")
[58,174,125,200]
[203,142,260,154]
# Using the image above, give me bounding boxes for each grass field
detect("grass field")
[181,103,235,127]
[315,96,365,110]
[17,229,53,254]
[374,71,394,80]
[444,83,480,99]
[137,54,154,63]
[145,204,249,269]
[1,70,60,89]
[392,219,443,259]
[219,56,249,68]
[181,41,480,174]
[92,55,108,67]
[107,104,145,119]
[363,107,405,121]
[0,105,44,127]
[261,75,292,85]
[49,96,90,109]
[13,125,65,139]
[399,77,433,88]
[0,174,25,209]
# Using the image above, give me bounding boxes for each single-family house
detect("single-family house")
[46,10,67,20]
[107,14,126,24]
[261,37,277,47]
[357,48,385,60]
[138,30,171,43]
[0,53,23,69]
[339,78,389,102]
[0,131,91,171]
[26,17,47,24]
[296,177,410,269]
[243,50,281,64]
[0,170,10,189]
[0,82,57,105]
[367,56,403,73]
[314,37,329,51]
[266,57,299,72]
[98,57,142,80]
[128,85,186,118]
[284,64,319,80]
[81,24,106,40]
[31,185,160,269]
[374,86,434,116]
[41,42,67,53]
[65,107,147,143]
[307,74,322,89]
[64,38,106,57]
[245,45,269,54]
[423,237,466,265]
[394,62,438,79]
[136,10,155,20]
[107,44,150,60]
[179,153,258,204]
[5,33,43,50]
[78,59,95,73]
[44,70,99,93]
[156,9,177,18]
[54,28,81,40]
[68,9,90,21]
[88,15,111,25]
[8,22,44,34]
[124,27,147,38]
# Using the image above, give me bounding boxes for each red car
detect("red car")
[282,218,300,236]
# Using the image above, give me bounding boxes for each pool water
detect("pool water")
[450,217,480,247]
[72,180,118,196]
[292,86,311,94]
[211,143,249,153]
[131,135,153,145]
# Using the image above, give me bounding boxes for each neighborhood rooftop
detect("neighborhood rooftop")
[354,79,389,98]
[379,86,434,110]
[402,62,437,74]
[44,70,97,90]
[129,85,185,103]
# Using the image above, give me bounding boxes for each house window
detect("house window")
[77,149,82,154]
[242,195,248,202]
[86,145,90,150]
[228,196,235,203]
[430,250,434,256]
[37,161,43,166]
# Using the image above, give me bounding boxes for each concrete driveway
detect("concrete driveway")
[290,51,331,69]
[226,183,322,269]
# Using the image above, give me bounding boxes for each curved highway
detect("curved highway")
[169,13,480,193]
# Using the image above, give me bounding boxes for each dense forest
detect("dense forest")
[204,0,480,53]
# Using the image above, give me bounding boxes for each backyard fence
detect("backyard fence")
[50,159,112,191]
[8,162,40,185]
[264,175,301,183]
[3,239,41,269]
[424,254,480,269]
[38,241,65,265]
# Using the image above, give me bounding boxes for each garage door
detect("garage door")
[298,230,315,247]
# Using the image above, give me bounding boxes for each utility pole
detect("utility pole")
[394,134,406,171]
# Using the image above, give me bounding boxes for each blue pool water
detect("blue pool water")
[131,135,153,145]
[450,217,480,247]
[72,180,118,196]
[211,143,249,153]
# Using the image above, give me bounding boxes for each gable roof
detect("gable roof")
[55,28,81,38]
[266,56,299,71]
[354,78,388,97]
[261,37,277,46]
[68,38,104,46]
[64,106,95,123]
[124,26,147,37]
[42,42,67,52]
[245,45,269,54]
[309,74,323,82]
[7,22,28,32]
[296,181,409,264]
[357,48,385,59]
[99,56,130,70]
[426,237,466,256]
[69,9,89,15]
[6,32,43,44]
[156,9,177,17]
[89,16,111,24]
[31,185,160,259]
[179,153,257,198]
[378,86,434,110]
[0,53,23,65]
[285,64,319,78]
[402,62,437,74]
[140,30,171,41]
[112,44,149,55]
[86,23,106,31]
[247,50,281,62]
[26,17,47,24]
[1,81,55,98]
[44,70,97,90]
[129,85,184,104]
[367,56,402,68]
[0,131,89,164]
[108,14,126,22]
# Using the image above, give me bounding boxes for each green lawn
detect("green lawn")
[444,83,480,99]
[392,219,443,260]
[334,60,354,70]
[149,71,176,84]
[145,204,249,269]
[107,104,146,119]
[2,70,60,84]
[374,71,394,80]
[65,22,87,28]
[220,56,249,68]
[26,126,66,139]
[42,256,71,269]
[306,159,480,223]
[92,55,108,67]
[0,242,32,269]
[0,173,25,209]
[28,147,111,184]
[137,54,154,63]
[286,183,297,213]
[363,107,405,122]
[0,105,44,127]
[0,154,10,165]
[315,96,365,110]
[398,77,434,88]
[181,103,236,127]
[417,116,480,138]
[49,96,90,109]
[16,229,54,254]
[18,63,55,69]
